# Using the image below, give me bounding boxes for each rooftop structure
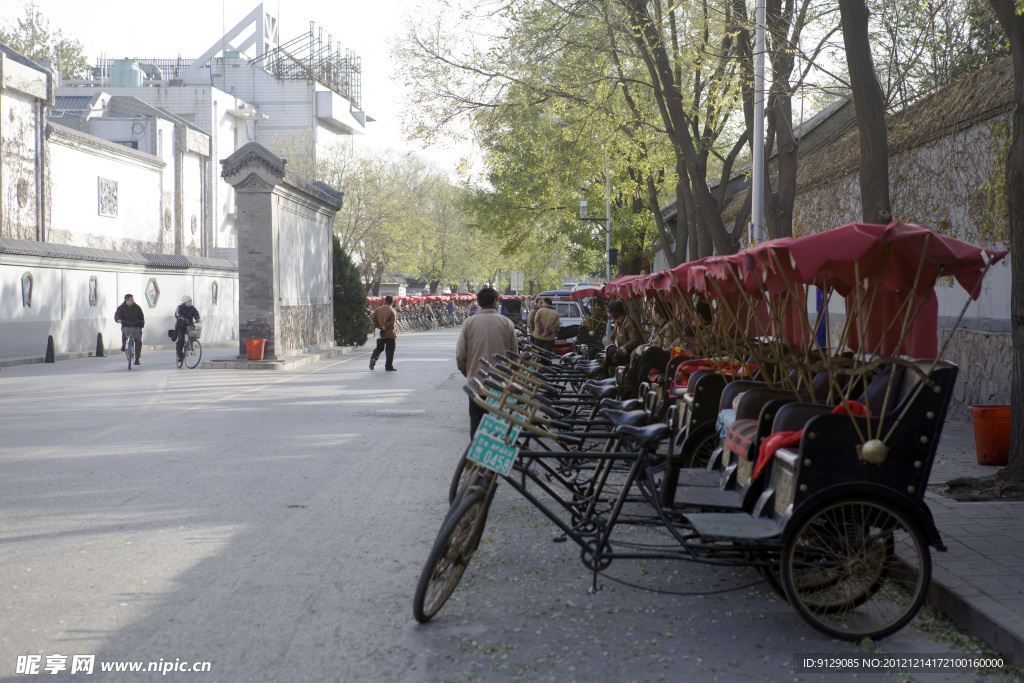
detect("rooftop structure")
[57,3,369,255]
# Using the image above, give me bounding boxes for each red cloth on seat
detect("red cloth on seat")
[752,401,870,481]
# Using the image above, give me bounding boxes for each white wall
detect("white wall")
[47,128,164,251]
[0,258,238,360]
[54,85,244,254]
[0,54,47,241]
[278,199,331,305]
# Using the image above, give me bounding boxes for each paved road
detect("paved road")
[0,331,987,682]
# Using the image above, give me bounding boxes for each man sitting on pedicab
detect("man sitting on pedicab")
[576,299,608,353]
[605,299,644,370]
[619,302,690,399]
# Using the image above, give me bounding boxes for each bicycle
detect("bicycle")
[123,327,139,371]
[175,323,203,369]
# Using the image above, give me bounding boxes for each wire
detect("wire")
[597,571,767,596]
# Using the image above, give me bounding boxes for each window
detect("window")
[112,141,139,150]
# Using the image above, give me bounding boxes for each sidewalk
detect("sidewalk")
[924,419,1024,665]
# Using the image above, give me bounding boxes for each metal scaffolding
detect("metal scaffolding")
[251,21,362,110]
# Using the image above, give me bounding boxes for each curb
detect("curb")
[202,345,360,370]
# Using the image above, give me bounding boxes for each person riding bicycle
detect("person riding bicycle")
[175,295,201,363]
[114,293,145,365]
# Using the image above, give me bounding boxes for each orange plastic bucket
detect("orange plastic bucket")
[245,338,266,361]
[968,404,1011,466]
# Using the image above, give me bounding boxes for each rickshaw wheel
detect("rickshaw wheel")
[780,498,929,640]
[448,445,472,505]
[758,565,787,601]
[414,489,490,623]
[681,426,718,469]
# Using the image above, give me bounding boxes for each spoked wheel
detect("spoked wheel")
[126,339,135,371]
[780,498,930,640]
[185,340,202,368]
[413,489,490,623]
[758,565,787,600]
[175,344,184,369]
[448,445,472,505]
[681,424,718,469]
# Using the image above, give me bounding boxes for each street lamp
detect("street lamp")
[752,0,766,245]
[539,114,612,282]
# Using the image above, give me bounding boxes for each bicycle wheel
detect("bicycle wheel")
[185,340,202,368]
[127,338,135,371]
[448,445,472,505]
[175,340,184,368]
[780,498,929,640]
[413,489,489,623]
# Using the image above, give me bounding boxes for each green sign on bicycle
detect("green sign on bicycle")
[467,431,519,476]
[478,413,521,445]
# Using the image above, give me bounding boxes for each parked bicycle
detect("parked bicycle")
[176,324,203,369]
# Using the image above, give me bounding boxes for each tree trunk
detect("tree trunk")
[763,0,799,240]
[987,0,1024,481]
[838,0,893,224]
[624,0,739,256]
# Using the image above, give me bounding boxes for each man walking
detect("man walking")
[370,295,398,371]
[456,287,519,437]
[530,297,560,351]
[114,294,145,365]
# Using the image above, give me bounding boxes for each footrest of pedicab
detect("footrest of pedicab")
[683,512,782,541]
[673,486,744,511]
[675,468,724,488]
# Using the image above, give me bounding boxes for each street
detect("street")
[0,330,985,682]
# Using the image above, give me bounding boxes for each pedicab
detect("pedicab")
[414,221,1006,641]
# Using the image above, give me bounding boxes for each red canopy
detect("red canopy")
[745,221,1006,299]
[570,287,607,301]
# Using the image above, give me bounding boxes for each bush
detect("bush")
[333,236,370,346]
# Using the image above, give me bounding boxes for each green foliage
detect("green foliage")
[332,235,371,347]
[0,2,89,79]
[973,122,1012,249]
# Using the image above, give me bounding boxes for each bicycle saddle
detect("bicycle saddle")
[600,409,649,427]
[599,398,643,412]
[614,423,671,448]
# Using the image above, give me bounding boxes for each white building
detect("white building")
[1,44,53,242]
[56,3,368,257]
[48,93,211,255]
[1,43,238,362]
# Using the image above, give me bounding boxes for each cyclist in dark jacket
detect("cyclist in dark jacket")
[175,295,201,362]
[114,294,145,364]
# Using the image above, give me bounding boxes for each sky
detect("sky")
[1,0,472,174]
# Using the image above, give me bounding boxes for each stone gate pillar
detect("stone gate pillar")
[221,143,344,360]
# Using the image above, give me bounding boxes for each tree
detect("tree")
[332,235,370,347]
[838,0,893,224]
[0,2,89,80]
[869,0,1010,110]
[984,0,1024,481]
[397,0,744,265]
